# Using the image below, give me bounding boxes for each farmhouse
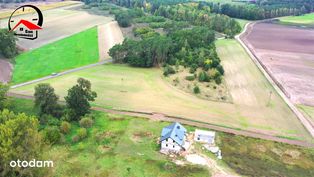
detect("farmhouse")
[160,122,188,153]
[194,129,216,144]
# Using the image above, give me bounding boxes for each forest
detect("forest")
[203,0,314,20]
[108,1,229,84]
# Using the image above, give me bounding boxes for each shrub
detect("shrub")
[72,135,80,143]
[215,76,222,85]
[193,85,200,94]
[189,64,198,73]
[60,121,71,134]
[185,75,195,81]
[43,126,61,144]
[77,128,87,139]
[40,114,60,126]
[79,117,94,128]
[163,65,176,76]
[198,71,210,82]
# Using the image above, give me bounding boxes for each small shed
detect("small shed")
[194,129,215,144]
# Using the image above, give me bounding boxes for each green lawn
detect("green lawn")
[12,27,99,84]
[9,98,314,177]
[279,13,314,26]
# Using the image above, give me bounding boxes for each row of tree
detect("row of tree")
[34,78,97,121]
[202,0,314,20]
[154,3,241,37]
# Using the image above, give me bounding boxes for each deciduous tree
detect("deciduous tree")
[65,78,97,120]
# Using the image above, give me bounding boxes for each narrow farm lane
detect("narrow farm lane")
[237,22,314,138]
[6,92,314,148]
[0,58,13,84]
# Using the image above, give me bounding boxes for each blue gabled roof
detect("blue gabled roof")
[160,122,186,146]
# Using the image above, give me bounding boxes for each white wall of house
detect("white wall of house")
[161,138,182,152]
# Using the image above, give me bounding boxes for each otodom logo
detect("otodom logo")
[8,5,43,40]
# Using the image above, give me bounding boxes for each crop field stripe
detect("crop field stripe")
[12,27,99,84]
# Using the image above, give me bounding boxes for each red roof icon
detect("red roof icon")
[10,19,42,32]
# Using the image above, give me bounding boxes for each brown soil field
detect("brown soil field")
[242,22,314,106]
[0,58,12,83]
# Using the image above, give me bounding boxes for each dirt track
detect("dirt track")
[7,92,314,148]
[241,22,314,106]
[98,21,124,60]
[0,58,12,83]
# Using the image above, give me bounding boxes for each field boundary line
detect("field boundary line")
[10,59,112,89]
[7,92,314,148]
[236,21,314,138]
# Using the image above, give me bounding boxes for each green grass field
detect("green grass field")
[234,18,250,30]
[298,104,314,123]
[9,98,314,177]
[12,27,99,84]
[10,59,312,142]
[279,13,314,26]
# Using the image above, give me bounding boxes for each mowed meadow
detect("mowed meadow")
[12,27,99,84]
[279,13,314,26]
[9,98,314,177]
[11,42,313,143]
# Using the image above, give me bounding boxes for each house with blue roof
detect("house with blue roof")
[160,122,188,153]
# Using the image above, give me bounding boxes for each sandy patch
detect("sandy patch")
[101,21,124,60]
[186,154,208,165]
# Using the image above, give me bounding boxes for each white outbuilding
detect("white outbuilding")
[194,129,216,144]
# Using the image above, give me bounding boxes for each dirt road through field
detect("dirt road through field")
[6,92,314,148]
[0,58,12,83]
[99,21,124,60]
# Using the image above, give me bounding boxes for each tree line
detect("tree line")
[0,78,97,176]
[201,0,314,20]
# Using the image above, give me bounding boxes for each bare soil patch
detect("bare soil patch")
[101,21,124,60]
[0,58,12,83]
[242,22,314,106]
